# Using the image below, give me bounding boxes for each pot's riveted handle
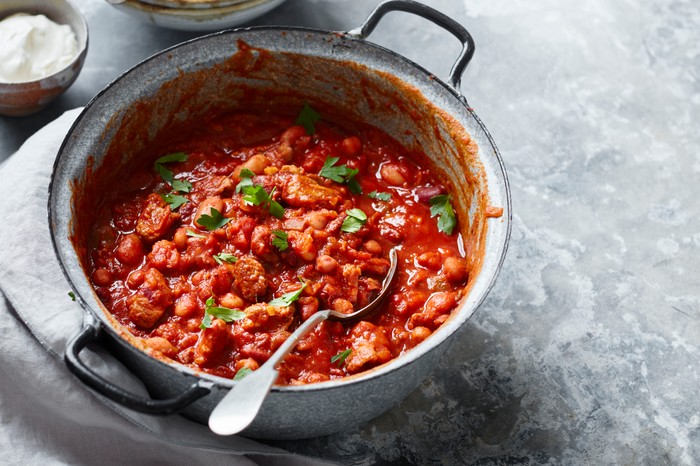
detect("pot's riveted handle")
[64,314,211,415]
[347,0,475,89]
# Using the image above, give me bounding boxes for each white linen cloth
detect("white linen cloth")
[0,109,332,466]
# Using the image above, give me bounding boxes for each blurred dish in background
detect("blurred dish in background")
[107,0,287,31]
[137,0,251,10]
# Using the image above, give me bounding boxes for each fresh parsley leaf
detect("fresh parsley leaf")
[269,282,307,307]
[295,102,321,135]
[171,178,192,193]
[213,252,237,265]
[368,190,392,202]
[200,296,245,329]
[155,152,188,165]
[235,177,254,194]
[200,313,213,329]
[241,184,284,219]
[235,169,256,193]
[268,198,285,219]
[429,194,457,235]
[154,152,191,193]
[186,229,206,238]
[233,367,253,381]
[319,157,358,183]
[331,349,352,366]
[196,207,231,231]
[347,177,362,195]
[341,208,367,233]
[319,157,362,194]
[271,229,289,251]
[68,291,76,301]
[239,168,255,179]
[160,193,188,210]
[242,184,268,206]
[155,163,175,185]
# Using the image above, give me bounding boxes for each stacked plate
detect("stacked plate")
[107,0,287,31]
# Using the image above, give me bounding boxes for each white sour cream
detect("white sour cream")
[0,13,79,83]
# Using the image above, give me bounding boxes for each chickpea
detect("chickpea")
[306,210,332,230]
[442,256,468,283]
[409,326,432,345]
[174,293,198,318]
[173,227,189,250]
[332,298,354,314]
[316,254,338,274]
[116,234,144,266]
[363,239,383,256]
[276,142,294,162]
[235,358,260,372]
[220,292,245,310]
[341,136,362,156]
[144,337,177,358]
[280,125,308,146]
[239,153,271,175]
[126,269,145,289]
[92,268,111,287]
[380,163,407,186]
[416,252,441,270]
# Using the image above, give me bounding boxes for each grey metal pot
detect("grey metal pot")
[49,0,511,440]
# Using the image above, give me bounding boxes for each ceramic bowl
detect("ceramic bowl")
[0,0,88,117]
[107,0,287,31]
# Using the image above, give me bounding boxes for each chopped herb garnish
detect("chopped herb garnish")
[295,101,321,135]
[233,367,253,381]
[68,291,76,301]
[271,229,289,251]
[368,190,392,202]
[235,168,255,193]
[331,349,352,366]
[319,157,361,194]
[196,207,231,231]
[200,296,245,329]
[429,194,457,235]
[160,193,188,210]
[155,152,189,165]
[239,168,255,179]
[213,252,238,265]
[341,208,367,233]
[186,229,206,238]
[241,184,284,219]
[154,152,192,193]
[171,179,192,193]
[268,282,307,307]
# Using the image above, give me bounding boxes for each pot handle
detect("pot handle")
[347,0,475,89]
[64,314,212,415]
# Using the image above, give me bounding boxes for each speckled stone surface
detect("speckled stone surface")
[2,0,699,464]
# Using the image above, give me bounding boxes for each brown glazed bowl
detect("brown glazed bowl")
[0,0,88,117]
[49,1,511,439]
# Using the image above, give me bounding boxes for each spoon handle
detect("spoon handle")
[208,310,331,436]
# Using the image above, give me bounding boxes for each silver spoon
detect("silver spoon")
[208,247,399,436]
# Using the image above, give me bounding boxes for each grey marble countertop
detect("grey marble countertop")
[2,0,699,464]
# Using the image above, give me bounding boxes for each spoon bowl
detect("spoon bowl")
[208,248,399,436]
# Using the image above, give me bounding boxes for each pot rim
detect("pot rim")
[49,24,512,395]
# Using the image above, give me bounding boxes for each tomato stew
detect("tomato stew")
[88,107,470,385]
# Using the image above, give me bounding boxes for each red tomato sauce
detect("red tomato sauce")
[88,109,470,385]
